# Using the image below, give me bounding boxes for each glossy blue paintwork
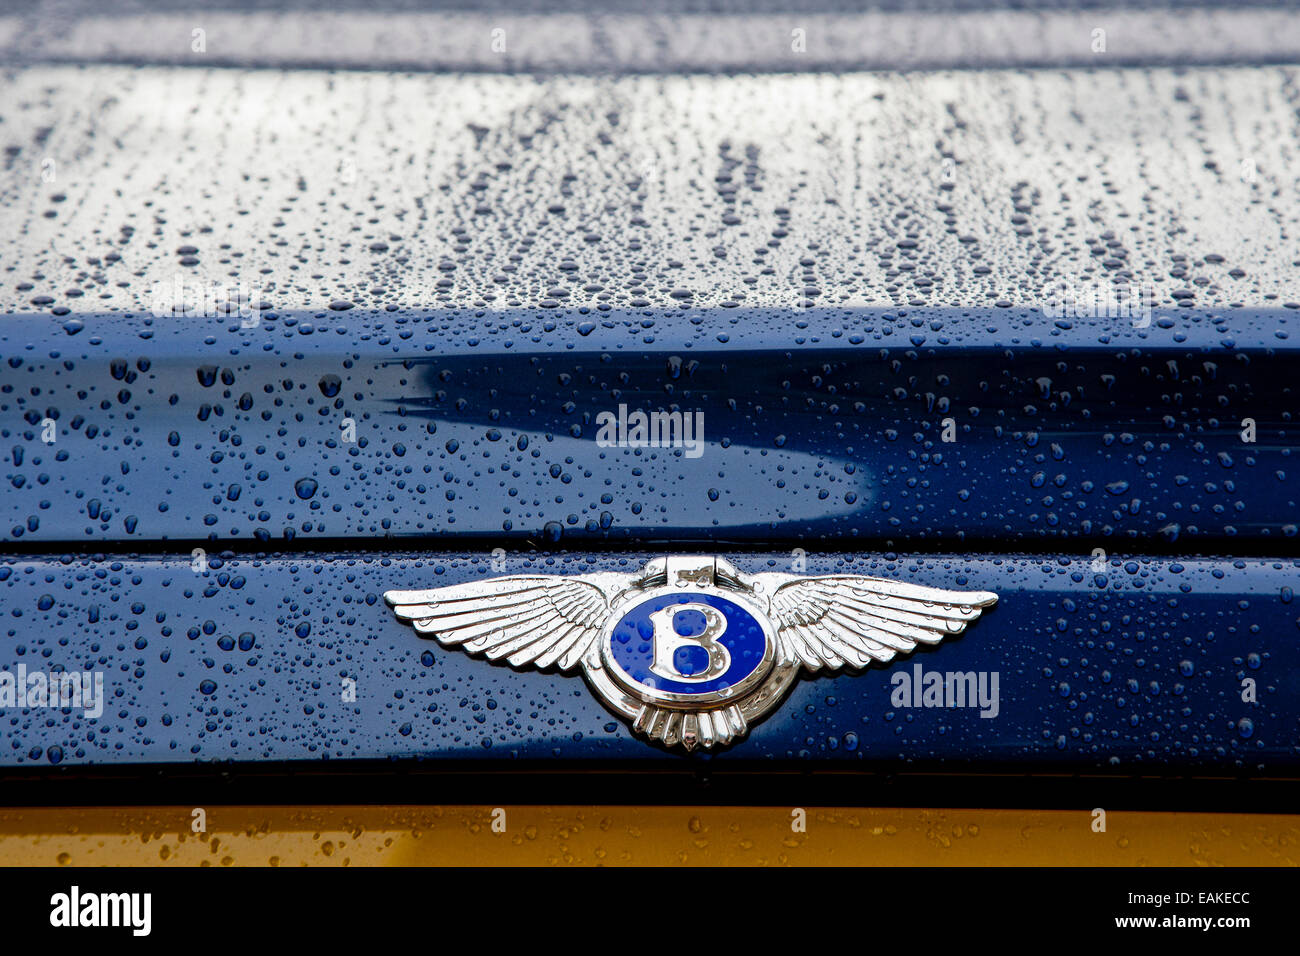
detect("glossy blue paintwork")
[1,307,1296,547]
[1,308,1297,774]
[0,550,1295,772]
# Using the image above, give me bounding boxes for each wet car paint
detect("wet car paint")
[1,307,1295,547]
[6,64,1300,319]
[1,8,1298,794]
[5,804,1299,867]
[0,550,1293,772]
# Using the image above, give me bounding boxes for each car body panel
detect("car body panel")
[3,804,1298,866]
[2,308,1296,546]
[2,7,1299,828]
[0,549,1294,773]
[5,63,1300,318]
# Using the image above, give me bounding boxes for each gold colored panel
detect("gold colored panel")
[0,806,1296,866]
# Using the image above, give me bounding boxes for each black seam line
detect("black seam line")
[1,764,1298,812]
[1,534,1298,562]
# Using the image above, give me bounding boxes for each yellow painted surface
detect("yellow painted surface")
[0,806,1296,866]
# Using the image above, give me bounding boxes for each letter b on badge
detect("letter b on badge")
[648,603,730,683]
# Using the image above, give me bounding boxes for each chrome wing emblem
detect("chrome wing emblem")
[385,556,997,751]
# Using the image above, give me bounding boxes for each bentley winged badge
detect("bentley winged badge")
[385,556,997,751]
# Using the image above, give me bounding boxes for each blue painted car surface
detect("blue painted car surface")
[3,308,1295,546]
[0,550,1294,771]
[1,308,1296,774]
[3,2,1299,788]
